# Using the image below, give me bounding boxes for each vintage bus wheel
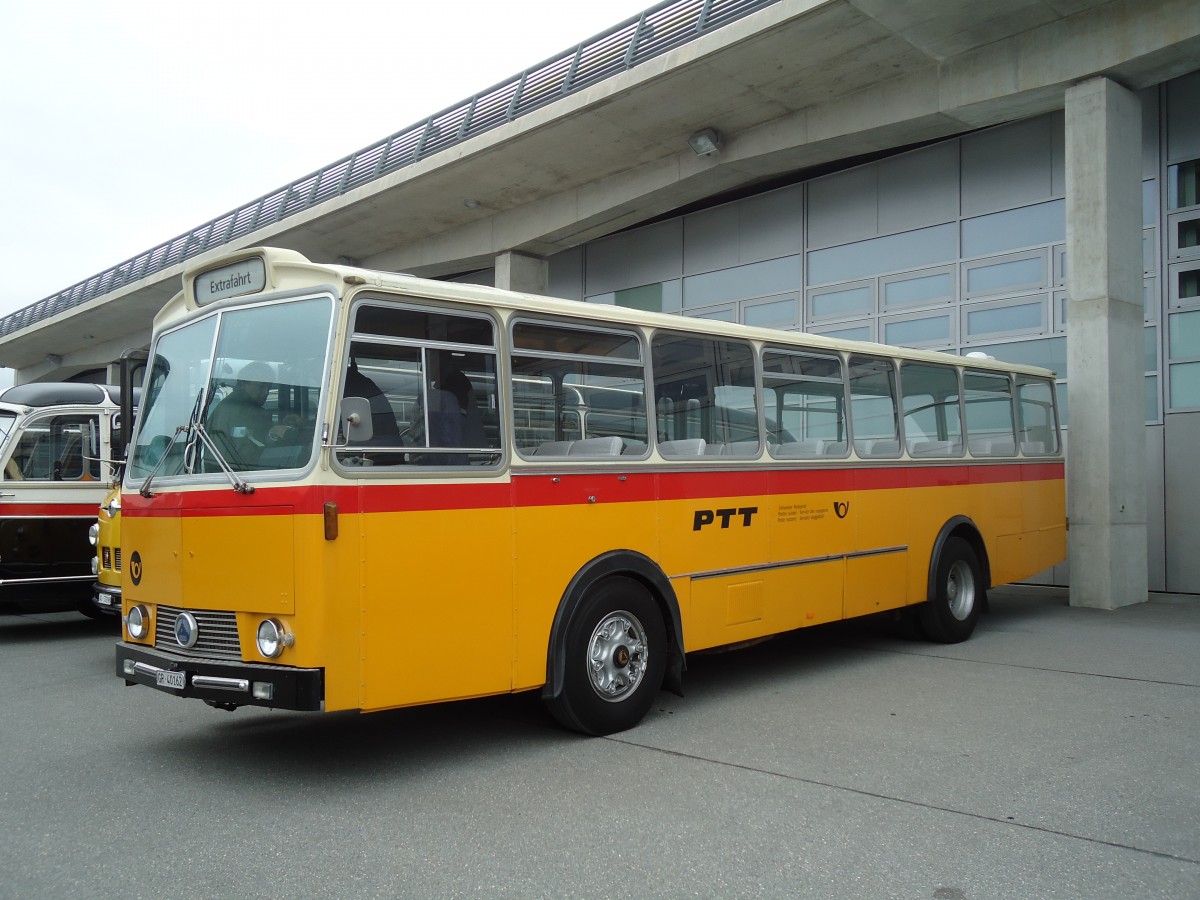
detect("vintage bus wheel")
[548,577,666,736]
[918,537,984,644]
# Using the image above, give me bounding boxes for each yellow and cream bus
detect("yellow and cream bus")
[115,247,1065,734]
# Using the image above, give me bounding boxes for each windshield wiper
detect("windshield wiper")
[138,423,255,497]
[138,425,188,498]
[191,424,255,494]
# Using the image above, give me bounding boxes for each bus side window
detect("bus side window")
[1016,376,1060,455]
[900,362,963,457]
[651,333,758,457]
[511,320,646,459]
[338,303,502,468]
[763,348,847,459]
[964,370,1017,457]
[7,415,100,481]
[848,355,900,458]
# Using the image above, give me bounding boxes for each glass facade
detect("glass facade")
[564,79,1200,427]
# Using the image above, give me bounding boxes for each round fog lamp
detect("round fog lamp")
[127,604,150,639]
[256,619,291,658]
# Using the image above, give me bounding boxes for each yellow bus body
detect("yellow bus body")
[123,462,1064,713]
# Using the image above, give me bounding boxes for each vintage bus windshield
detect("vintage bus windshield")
[127,296,333,481]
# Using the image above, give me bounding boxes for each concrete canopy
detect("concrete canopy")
[4,0,1199,380]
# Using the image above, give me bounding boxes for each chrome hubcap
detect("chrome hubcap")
[587,610,648,702]
[946,559,976,621]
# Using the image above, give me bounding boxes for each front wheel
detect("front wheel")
[917,537,984,643]
[546,577,666,736]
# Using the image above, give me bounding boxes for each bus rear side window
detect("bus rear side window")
[1016,376,1060,455]
[964,370,1017,457]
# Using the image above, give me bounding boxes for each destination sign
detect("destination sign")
[194,257,266,305]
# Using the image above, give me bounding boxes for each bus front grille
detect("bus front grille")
[155,606,242,659]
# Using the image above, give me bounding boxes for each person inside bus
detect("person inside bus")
[342,359,400,440]
[407,367,485,464]
[205,361,291,468]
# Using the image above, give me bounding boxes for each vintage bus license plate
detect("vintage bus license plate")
[156,670,186,690]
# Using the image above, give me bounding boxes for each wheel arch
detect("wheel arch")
[542,550,685,702]
[927,515,991,603]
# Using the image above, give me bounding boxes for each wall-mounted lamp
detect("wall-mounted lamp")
[44,354,62,367]
[688,127,722,158]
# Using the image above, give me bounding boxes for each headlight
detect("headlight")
[256,619,294,658]
[126,604,150,639]
[91,557,99,575]
[88,522,99,546]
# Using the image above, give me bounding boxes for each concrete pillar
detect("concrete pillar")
[495,251,548,295]
[1064,76,1147,609]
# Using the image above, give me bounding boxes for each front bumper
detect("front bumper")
[116,643,324,711]
[92,582,122,616]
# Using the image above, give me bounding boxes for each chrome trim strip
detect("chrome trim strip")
[191,675,250,693]
[0,574,93,585]
[677,545,908,581]
[132,660,164,678]
[846,545,908,560]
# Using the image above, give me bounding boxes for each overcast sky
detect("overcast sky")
[0,0,653,321]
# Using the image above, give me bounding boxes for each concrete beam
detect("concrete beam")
[1064,76,1147,609]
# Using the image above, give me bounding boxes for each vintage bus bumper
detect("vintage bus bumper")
[115,643,324,711]
[91,582,123,616]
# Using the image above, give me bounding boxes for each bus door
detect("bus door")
[339,300,513,709]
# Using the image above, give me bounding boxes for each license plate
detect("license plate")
[156,670,186,690]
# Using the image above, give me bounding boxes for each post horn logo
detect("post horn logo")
[834,501,850,519]
[129,551,143,586]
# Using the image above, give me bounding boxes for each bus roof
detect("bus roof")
[172,247,1061,380]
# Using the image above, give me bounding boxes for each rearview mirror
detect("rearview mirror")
[339,397,373,443]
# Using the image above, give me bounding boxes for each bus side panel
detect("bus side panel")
[667,469,851,651]
[843,471,910,620]
[511,473,658,693]
[1023,464,1067,577]
[359,502,516,710]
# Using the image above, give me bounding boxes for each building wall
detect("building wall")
[548,69,1200,593]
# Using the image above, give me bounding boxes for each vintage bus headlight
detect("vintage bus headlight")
[256,619,294,658]
[126,604,150,640]
[88,522,99,546]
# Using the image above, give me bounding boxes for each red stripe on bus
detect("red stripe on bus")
[122,461,1064,518]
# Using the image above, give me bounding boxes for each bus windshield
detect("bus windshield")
[127,296,333,481]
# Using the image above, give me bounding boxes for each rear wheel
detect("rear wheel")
[546,577,666,736]
[918,537,984,643]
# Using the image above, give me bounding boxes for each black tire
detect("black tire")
[546,576,666,736]
[917,537,984,643]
